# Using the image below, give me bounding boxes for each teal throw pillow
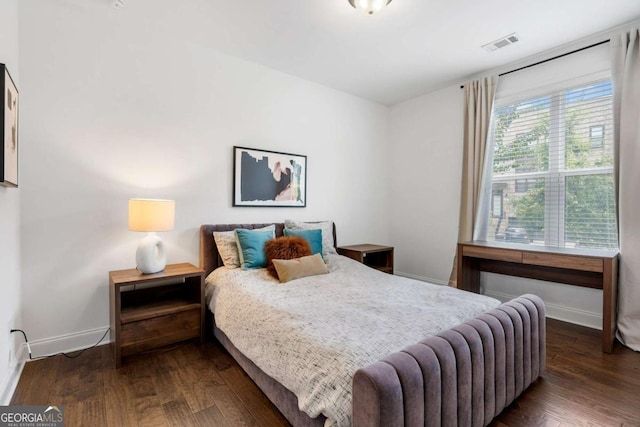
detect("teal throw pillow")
[284,228,323,256]
[235,228,275,270]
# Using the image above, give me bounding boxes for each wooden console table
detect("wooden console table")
[457,241,619,353]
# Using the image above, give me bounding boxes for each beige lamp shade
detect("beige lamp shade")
[128,199,175,232]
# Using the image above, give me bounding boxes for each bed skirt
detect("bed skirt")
[213,324,326,426]
[352,294,546,427]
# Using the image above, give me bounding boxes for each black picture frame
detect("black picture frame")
[1,64,18,188]
[233,146,307,207]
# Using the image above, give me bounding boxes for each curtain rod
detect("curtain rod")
[460,39,610,89]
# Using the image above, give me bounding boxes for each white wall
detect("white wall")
[18,0,390,354]
[0,0,22,405]
[389,85,464,284]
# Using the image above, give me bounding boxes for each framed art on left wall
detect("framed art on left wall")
[1,64,18,188]
[233,146,307,207]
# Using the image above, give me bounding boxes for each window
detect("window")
[491,190,503,218]
[515,178,537,193]
[486,80,617,249]
[514,167,537,193]
[590,125,605,147]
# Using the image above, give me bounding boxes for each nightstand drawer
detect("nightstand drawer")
[120,308,200,356]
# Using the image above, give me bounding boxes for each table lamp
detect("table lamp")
[128,198,175,274]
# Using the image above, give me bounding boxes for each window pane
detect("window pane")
[487,179,544,244]
[565,174,617,249]
[493,97,550,175]
[564,81,613,169]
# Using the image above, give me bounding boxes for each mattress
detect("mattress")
[205,254,501,427]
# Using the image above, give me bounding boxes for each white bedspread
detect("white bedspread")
[206,254,501,427]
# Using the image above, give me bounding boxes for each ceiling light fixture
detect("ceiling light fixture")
[348,0,393,16]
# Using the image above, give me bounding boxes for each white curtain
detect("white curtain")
[449,76,499,286]
[612,28,640,351]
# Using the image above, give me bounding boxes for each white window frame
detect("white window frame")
[490,78,614,248]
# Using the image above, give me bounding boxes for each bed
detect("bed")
[200,223,546,427]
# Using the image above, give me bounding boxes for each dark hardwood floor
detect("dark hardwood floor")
[11,319,640,426]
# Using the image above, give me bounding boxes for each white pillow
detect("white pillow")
[284,220,337,255]
[213,224,276,268]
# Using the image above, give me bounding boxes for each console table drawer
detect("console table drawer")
[463,245,522,263]
[522,252,603,272]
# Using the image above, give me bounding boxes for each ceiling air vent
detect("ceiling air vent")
[482,33,520,52]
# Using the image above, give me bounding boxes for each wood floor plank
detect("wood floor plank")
[220,366,290,427]
[206,384,260,427]
[177,344,229,382]
[164,346,228,414]
[102,361,140,427]
[11,355,61,405]
[162,398,200,427]
[490,405,562,427]
[127,355,171,427]
[204,340,236,372]
[516,391,627,427]
[9,319,640,427]
[529,376,640,425]
[61,401,79,427]
[150,351,185,405]
[52,347,105,405]
[74,397,107,427]
[194,404,231,427]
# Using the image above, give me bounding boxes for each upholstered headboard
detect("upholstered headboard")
[199,222,337,277]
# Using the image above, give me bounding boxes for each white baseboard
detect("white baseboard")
[484,290,601,330]
[0,345,26,405]
[26,326,111,360]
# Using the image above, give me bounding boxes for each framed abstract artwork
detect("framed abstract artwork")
[233,146,307,207]
[1,64,18,188]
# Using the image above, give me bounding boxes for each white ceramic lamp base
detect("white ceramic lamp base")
[136,233,167,274]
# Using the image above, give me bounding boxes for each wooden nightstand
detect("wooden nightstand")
[109,263,205,368]
[337,244,394,274]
